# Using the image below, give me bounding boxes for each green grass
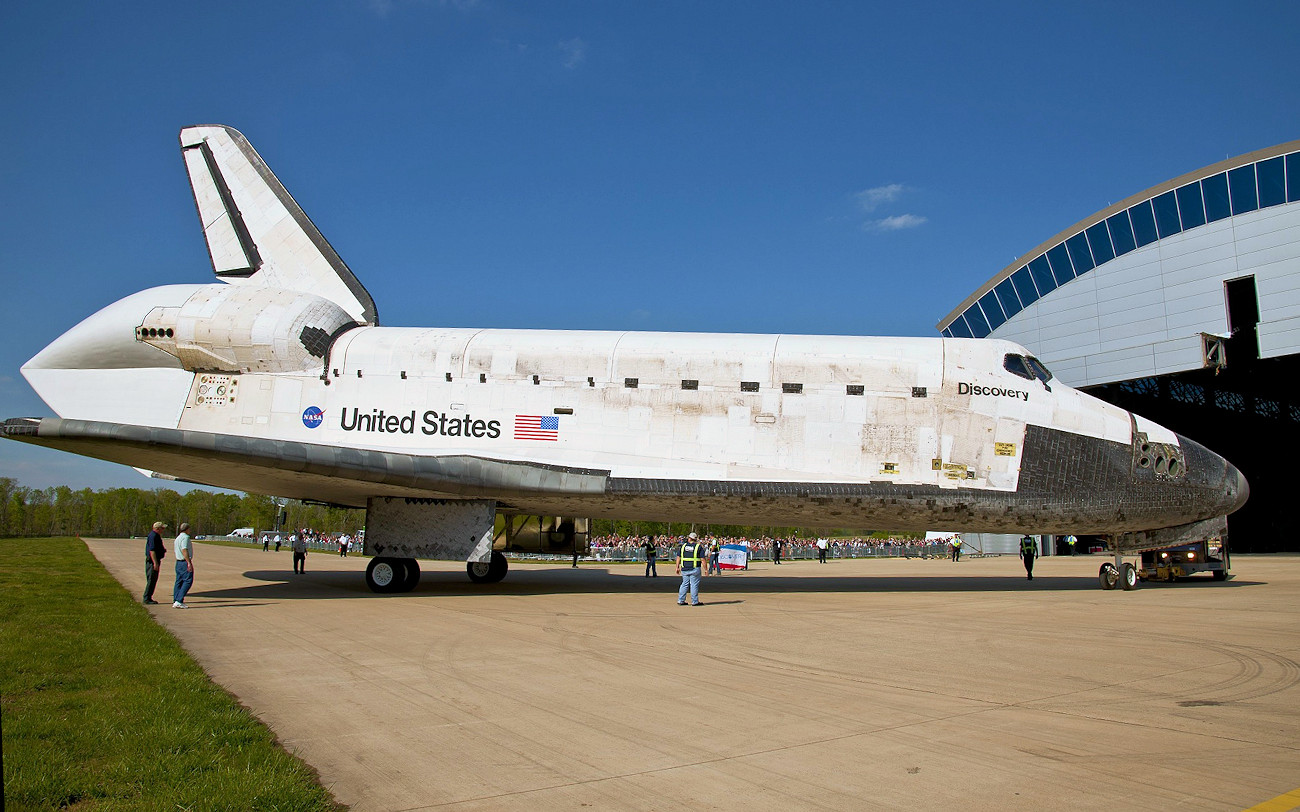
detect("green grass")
[0,538,346,811]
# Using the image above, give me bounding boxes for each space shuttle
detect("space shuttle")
[3,125,1248,592]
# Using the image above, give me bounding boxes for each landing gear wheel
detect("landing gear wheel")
[1212,569,1227,581]
[367,557,406,593]
[1120,562,1138,590]
[400,558,421,591]
[467,551,509,584]
[1098,563,1118,590]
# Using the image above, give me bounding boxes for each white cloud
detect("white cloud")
[855,183,904,212]
[866,214,928,232]
[558,37,586,69]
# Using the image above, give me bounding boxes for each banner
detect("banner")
[718,543,749,570]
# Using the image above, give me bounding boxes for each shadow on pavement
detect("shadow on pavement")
[186,565,1264,602]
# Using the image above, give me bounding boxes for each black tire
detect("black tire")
[467,558,493,583]
[400,558,421,591]
[366,557,405,593]
[1212,569,1227,581]
[1120,562,1138,590]
[467,551,509,584]
[487,551,508,582]
[1098,563,1118,590]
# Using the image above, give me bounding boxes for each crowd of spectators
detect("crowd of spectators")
[586,534,951,562]
[247,528,364,553]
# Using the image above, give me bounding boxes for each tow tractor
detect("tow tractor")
[1136,537,1229,583]
[1097,517,1231,590]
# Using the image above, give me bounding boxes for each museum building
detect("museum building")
[939,140,1300,552]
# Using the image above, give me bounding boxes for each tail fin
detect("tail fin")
[178,125,378,325]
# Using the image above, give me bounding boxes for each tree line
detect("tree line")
[0,477,898,541]
[0,478,363,539]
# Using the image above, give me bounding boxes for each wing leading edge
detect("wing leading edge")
[1,417,607,509]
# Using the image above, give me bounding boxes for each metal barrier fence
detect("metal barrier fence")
[212,537,973,563]
[215,535,355,553]
[552,543,960,563]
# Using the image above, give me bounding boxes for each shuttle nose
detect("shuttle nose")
[1228,462,1249,515]
[1177,432,1249,517]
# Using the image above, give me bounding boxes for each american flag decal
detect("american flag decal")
[515,414,560,441]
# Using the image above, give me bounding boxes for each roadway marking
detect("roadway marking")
[1243,788,1300,812]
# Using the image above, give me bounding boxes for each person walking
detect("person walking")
[173,522,194,608]
[707,537,721,575]
[676,532,707,606]
[262,533,269,552]
[338,533,350,557]
[772,537,783,565]
[143,521,167,604]
[642,538,658,577]
[292,533,307,574]
[817,537,829,563]
[1020,535,1038,580]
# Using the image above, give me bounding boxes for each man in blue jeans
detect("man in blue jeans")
[173,522,194,608]
[676,532,707,606]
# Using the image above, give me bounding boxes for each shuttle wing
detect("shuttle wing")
[179,124,378,325]
[2,417,608,509]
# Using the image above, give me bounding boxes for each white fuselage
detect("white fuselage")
[22,282,1138,495]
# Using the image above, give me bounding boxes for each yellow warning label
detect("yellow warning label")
[943,463,967,471]
[932,458,943,470]
[994,442,1017,456]
[879,462,899,475]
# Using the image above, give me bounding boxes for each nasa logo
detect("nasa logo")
[302,406,325,429]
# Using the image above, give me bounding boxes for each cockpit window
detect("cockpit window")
[1003,354,1033,380]
[1026,356,1053,384]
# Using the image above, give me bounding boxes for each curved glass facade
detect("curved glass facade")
[942,149,1300,339]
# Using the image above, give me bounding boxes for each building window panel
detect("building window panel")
[948,314,974,338]
[1085,222,1114,265]
[1065,233,1094,274]
[1153,190,1182,238]
[1176,182,1206,230]
[1107,211,1136,255]
[978,290,1007,330]
[1046,243,1075,283]
[1028,255,1057,296]
[941,327,954,338]
[994,277,1022,320]
[1258,156,1286,208]
[1010,266,1039,308]
[1229,164,1258,214]
[1287,153,1300,203]
[1203,172,1231,222]
[964,303,991,337]
[1130,200,1158,247]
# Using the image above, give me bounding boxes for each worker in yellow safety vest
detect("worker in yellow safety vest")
[1020,535,1038,580]
[676,532,707,606]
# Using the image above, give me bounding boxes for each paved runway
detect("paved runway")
[88,540,1300,811]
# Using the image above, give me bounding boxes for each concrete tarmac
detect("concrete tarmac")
[89,540,1300,811]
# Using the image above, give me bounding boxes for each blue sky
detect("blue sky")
[2,0,1298,490]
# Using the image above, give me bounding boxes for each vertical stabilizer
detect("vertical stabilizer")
[178,125,378,325]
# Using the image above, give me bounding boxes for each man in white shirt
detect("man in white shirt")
[173,522,194,608]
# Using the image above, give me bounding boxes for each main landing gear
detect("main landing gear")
[364,551,510,593]
[467,551,509,584]
[366,557,421,593]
